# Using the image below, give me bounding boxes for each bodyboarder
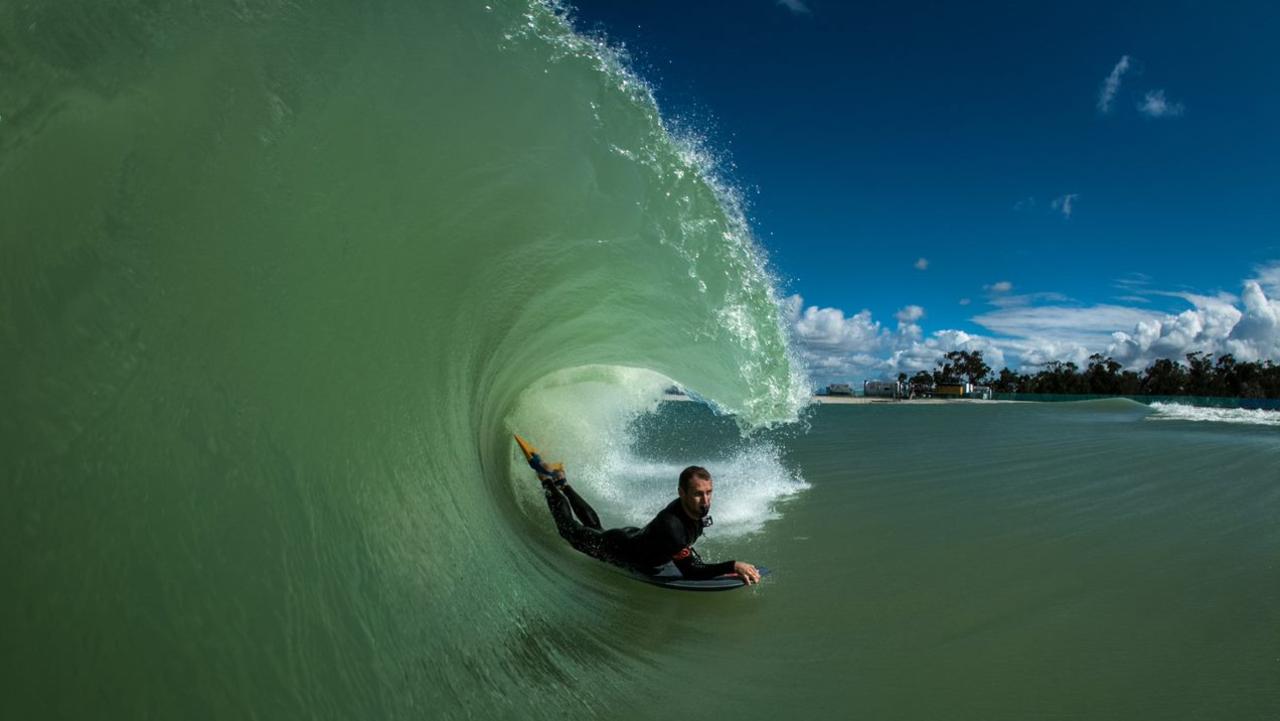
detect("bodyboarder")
[529,451,762,585]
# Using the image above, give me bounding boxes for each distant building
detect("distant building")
[863,379,905,399]
[826,383,854,396]
[933,381,993,399]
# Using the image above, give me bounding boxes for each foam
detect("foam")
[1146,402,1280,427]
[506,365,808,539]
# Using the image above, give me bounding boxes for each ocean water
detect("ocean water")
[4,1,1278,719]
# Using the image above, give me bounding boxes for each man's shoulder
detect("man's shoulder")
[648,499,686,534]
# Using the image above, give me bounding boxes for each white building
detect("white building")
[863,379,905,399]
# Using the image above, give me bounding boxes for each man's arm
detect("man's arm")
[672,549,761,583]
[654,516,760,583]
[671,546,736,580]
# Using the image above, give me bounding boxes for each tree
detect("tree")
[1142,358,1186,396]
[933,355,959,385]
[958,350,992,385]
[910,352,1280,400]
[934,350,991,386]
[1032,360,1082,394]
[992,367,1020,393]
[909,370,933,396]
[1085,354,1122,394]
[1185,351,1214,396]
[1214,354,1239,396]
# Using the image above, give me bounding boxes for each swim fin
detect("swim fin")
[513,434,564,479]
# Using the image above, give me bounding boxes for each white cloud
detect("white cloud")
[974,304,1165,347]
[1097,55,1131,114]
[786,295,1008,382]
[1137,89,1185,118]
[776,0,810,14]
[895,305,925,324]
[889,331,1009,378]
[986,281,1013,293]
[1151,289,1239,309]
[914,257,929,270]
[958,298,971,306]
[1250,260,1280,295]
[1050,193,1078,218]
[988,291,1073,308]
[1112,272,1153,290]
[786,296,887,352]
[1109,303,1243,366]
[1101,283,1280,366]
[787,273,1280,385]
[1223,282,1280,362]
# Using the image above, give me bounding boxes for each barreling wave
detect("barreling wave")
[1,1,808,718]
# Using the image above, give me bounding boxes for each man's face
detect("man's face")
[679,477,713,519]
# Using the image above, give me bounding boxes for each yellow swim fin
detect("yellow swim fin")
[513,434,563,476]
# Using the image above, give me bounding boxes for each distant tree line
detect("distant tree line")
[899,350,1280,398]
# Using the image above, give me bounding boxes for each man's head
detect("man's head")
[677,466,713,520]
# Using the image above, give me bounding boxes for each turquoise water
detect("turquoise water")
[4,1,1279,718]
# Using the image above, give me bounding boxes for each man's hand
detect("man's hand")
[733,561,761,585]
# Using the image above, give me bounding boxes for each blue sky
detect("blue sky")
[570,0,1280,382]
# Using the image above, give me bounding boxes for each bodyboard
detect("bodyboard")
[627,562,771,592]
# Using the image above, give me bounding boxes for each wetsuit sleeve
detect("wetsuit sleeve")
[656,516,735,579]
[644,513,736,580]
[671,547,736,580]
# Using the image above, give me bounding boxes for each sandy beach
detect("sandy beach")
[662,393,1019,405]
[810,395,1020,404]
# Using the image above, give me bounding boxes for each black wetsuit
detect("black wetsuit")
[544,485,737,579]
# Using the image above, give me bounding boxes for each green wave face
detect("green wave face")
[2,1,807,717]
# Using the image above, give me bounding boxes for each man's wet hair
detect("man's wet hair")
[678,466,712,494]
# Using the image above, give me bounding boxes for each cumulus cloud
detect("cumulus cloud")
[889,330,1009,375]
[914,257,929,270]
[1109,303,1242,366]
[1250,260,1280,295]
[1223,282,1280,361]
[1090,284,1277,367]
[895,305,925,324]
[787,297,887,353]
[786,271,1280,385]
[785,295,1007,382]
[776,0,810,13]
[1137,89,1185,118]
[1050,193,1078,218]
[1097,55,1131,114]
[985,281,1013,294]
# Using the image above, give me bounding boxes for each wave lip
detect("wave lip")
[1146,402,1280,427]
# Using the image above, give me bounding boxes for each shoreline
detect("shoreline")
[662,394,1022,405]
[810,396,1022,405]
